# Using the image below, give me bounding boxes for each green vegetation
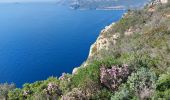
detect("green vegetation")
[0,83,15,100]
[1,1,170,99]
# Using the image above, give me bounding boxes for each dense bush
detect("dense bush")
[111,84,134,100]
[153,72,170,99]
[8,77,62,100]
[70,62,100,89]
[8,88,23,100]
[127,68,157,99]
[0,83,15,100]
[111,68,157,100]
[100,64,131,91]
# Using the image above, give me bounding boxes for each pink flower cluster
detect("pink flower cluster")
[100,64,130,91]
[44,82,62,96]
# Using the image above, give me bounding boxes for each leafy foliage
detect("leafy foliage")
[127,68,157,99]
[153,72,170,99]
[0,83,15,99]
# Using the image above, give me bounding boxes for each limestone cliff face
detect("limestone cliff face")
[160,0,168,4]
[72,23,120,73]
[88,23,120,58]
[87,22,135,58]
[149,0,168,7]
[88,0,169,60]
[73,0,169,73]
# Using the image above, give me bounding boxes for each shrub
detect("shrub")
[127,67,157,99]
[111,84,135,100]
[59,73,72,93]
[93,88,112,100]
[8,77,61,100]
[70,62,100,88]
[153,73,170,99]
[100,64,131,91]
[8,88,23,100]
[0,83,15,99]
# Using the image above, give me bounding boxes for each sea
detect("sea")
[0,2,125,87]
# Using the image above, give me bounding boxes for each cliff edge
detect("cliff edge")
[1,0,170,100]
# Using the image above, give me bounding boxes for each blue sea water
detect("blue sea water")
[0,3,125,87]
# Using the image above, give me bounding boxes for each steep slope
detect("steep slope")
[1,0,170,100]
[86,0,170,67]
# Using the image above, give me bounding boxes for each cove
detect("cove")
[0,3,125,87]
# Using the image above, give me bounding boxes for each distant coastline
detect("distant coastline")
[70,5,126,10]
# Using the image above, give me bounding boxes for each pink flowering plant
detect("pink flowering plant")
[100,64,131,91]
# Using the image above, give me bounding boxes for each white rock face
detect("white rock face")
[88,23,120,57]
[124,27,134,36]
[160,0,168,4]
[148,0,168,12]
[165,14,170,18]
[72,67,79,74]
[155,0,168,4]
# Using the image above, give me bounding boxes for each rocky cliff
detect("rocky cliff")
[86,0,170,64]
[1,0,170,99]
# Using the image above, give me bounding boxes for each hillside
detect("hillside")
[58,0,150,10]
[0,0,170,100]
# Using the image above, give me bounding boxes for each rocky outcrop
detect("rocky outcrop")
[150,0,168,5]
[72,68,79,74]
[88,23,120,57]
[160,0,168,4]
[73,0,169,75]
[124,27,136,36]
[72,18,121,72]
[148,0,168,12]
[165,13,170,18]
[88,0,169,59]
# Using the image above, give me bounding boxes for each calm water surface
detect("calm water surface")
[0,3,125,87]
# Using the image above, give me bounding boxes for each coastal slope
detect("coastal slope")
[0,0,170,99]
